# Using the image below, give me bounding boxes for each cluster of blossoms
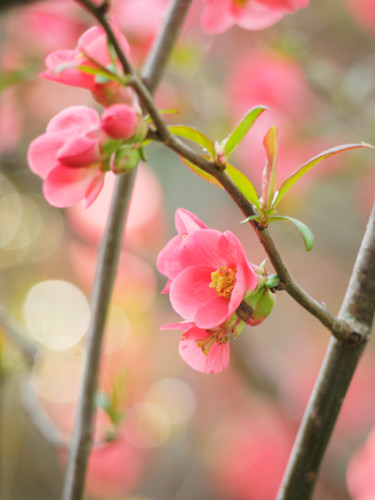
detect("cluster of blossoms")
[27,20,146,208]
[157,209,275,373]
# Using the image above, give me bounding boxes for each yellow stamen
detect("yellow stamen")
[209,266,237,298]
[233,0,250,7]
[196,329,229,355]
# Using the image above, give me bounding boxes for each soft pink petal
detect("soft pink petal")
[160,321,195,332]
[179,229,225,269]
[235,1,284,30]
[47,106,100,135]
[201,0,236,34]
[156,234,183,280]
[175,208,207,234]
[178,327,230,373]
[41,50,94,89]
[219,231,257,290]
[169,266,217,321]
[84,172,106,208]
[195,296,233,329]
[27,133,66,178]
[58,135,102,167]
[43,164,102,208]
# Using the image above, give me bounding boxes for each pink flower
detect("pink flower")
[157,210,257,328]
[156,208,207,293]
[40,20,132,106]
[28,104,140,208]
[201,0,309,34]
[162,319,244,373]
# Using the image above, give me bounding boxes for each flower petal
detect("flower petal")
[47,106,100,135]
[43,164,102,208]
[27,133,66,178]
[175,208,207,234]
[179,326,230,373]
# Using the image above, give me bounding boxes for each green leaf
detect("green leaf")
[179,156,223,188]
[169,125,215,156]
[240,215,260,224]
[262,126,278,213]
[271,215,315,251]
[274,143,375,207]
[74,64,123,83]
[226,163,260,210]
[224,106,268,158]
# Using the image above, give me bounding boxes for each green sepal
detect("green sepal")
[224,105,268,158]
[271,215,315,251]
[265,274,280,288]
[168,125,215,156]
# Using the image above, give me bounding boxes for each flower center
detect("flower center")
[209,266,237,298]
[196,328,229,355]
[233,0,250,7]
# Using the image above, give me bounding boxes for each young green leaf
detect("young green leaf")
[224,106,268,158]
[240,215,260,224]
[262,126,278,213]
[271,215,315,251]
[179,156,223,188]
[274,143,375,207]
[226,163,260,210]
[168,125,215,156]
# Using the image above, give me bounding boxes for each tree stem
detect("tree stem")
[276,194,375,500]
[61,1,193,499]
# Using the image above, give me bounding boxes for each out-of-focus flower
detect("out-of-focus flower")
[27,104,142,208]
[67,163,167,252]
[347,428,375,500]
[201,0,309,34]
[346,0,375,35]
[206,410,293,500]
[158,211,257,329]
[40,20,132,106]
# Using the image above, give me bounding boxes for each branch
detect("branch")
[276,194,375,500]
[62,1,193,500]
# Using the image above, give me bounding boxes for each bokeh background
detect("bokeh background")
[0,0,375,499]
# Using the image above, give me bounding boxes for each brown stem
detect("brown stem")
[276,194,375,500]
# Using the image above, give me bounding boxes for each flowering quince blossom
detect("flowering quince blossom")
[157,209,277,373]
[40,19,132,106]
[27,104,141,208]
[201,0,309,34]
[159,214,257,328]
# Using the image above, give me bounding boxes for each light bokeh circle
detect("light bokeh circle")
[23,280,90,350]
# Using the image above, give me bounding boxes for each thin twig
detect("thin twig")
[276,194,375,500]
[62,1,193,499]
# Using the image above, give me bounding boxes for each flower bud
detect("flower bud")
[244,287,275,326]
[101,103,139,140]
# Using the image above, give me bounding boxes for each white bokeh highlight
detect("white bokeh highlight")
[23,280,90,350]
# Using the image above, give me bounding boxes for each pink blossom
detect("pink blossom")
[158,212,257,328]
[156,208,207,293]
[28,105,112,208]
[162,319,242,373]
[346,0,375,35]
[40,20,132,106]
[201,0,309,34]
